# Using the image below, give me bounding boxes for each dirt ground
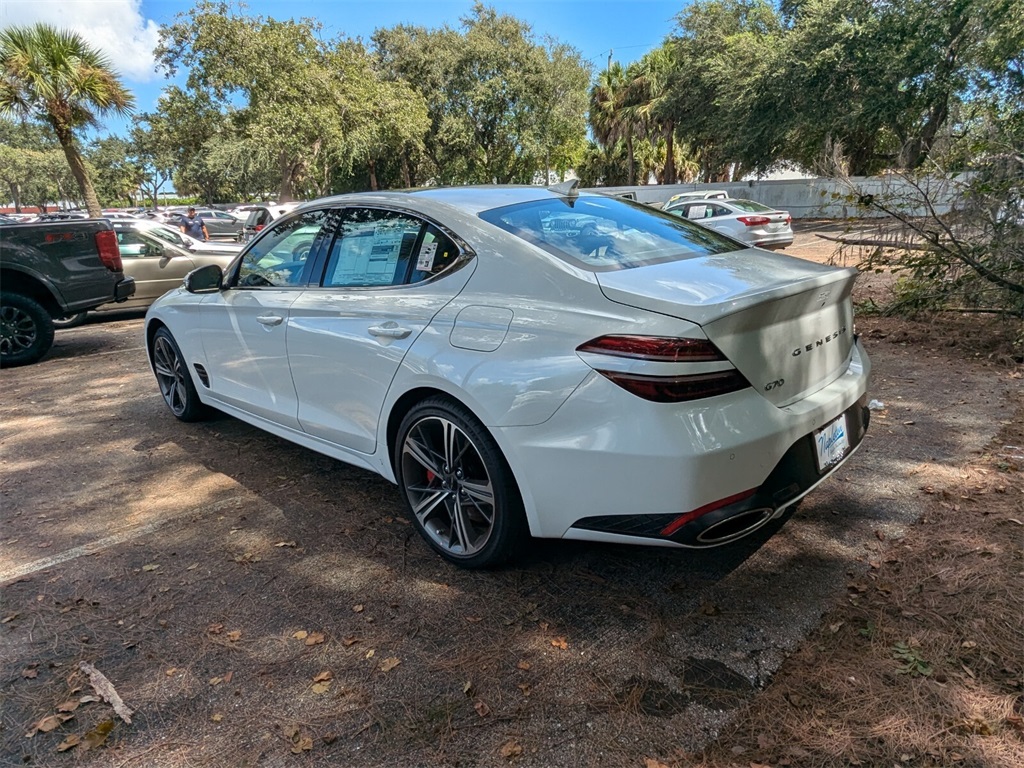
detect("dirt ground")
[1,223,1021,767]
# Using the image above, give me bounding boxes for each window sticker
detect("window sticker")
[416,241,437,271]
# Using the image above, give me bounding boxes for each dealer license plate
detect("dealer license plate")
[814,414,850,471]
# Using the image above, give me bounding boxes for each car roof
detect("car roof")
[303,186,589,216]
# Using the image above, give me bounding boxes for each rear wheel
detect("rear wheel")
[152,327,208,422]
[52,312,88,329]
[0,292,55,367]
[396,398,527,568]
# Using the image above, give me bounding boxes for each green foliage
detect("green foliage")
[0,23,133,215]
[891,641,933,677]
[584,0,1023,182]
[373,3,590,185]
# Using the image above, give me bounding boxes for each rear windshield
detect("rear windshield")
[726,199,773,213]
[478,196,740,271]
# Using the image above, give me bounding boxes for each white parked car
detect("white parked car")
[664,197,794,250]
[145,185,870,568]
[666,189,730,204]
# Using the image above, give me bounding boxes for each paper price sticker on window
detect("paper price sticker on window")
[416,242,438,271]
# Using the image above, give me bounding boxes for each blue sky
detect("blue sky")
[1,0,688,137]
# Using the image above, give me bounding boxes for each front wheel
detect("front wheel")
[396,398,527,568]
[151,327,208,422]
[0,292,55,367]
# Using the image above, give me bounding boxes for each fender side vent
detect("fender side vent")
[193,364,210,388]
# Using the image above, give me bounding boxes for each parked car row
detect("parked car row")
[52,219,242,328]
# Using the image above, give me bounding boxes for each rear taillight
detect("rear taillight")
[255,224,265,232]
[577,335,726,362]
[737,216,771,227]
[94,230,122,271]
[591,369,750,402]
[577,335,750,402]
[785,214,792,225]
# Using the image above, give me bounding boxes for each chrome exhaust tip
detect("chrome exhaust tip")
[693,507,775,547]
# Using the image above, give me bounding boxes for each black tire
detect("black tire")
[396,397,527,568]
[151,327,208,422]
[52,312,88,329]
[0,292,55,367]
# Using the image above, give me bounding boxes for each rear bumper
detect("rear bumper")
[752,232,794,250]
[492,337,870,544]
[114,276,136,302]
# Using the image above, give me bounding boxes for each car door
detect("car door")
[117,229,198,304]
[197,208,333,429]
[286,207,473,454]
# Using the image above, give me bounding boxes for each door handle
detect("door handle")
[368,322,411,339]
[256,314,284,326]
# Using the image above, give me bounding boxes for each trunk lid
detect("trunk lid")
[594,248,857,406]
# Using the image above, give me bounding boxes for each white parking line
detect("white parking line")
[0,495,248,584]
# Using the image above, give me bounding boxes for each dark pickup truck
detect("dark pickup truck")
[0,218,135,366]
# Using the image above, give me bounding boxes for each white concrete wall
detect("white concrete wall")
[589,175,963,219]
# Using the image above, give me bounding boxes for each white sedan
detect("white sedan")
[664,197,794,250]
[145,185,870,568]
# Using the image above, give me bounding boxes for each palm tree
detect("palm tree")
[590,63,639,185]
[632,45,680,184]
[0,24,134,216]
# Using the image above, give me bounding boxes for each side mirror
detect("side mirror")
[184,263,223,293]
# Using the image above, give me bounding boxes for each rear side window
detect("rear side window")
[322,208,459,288]
[479,196,739,271]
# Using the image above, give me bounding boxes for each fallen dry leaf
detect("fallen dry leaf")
[517,683,531,696]
[550,637,568,650]
[500,740,523,759]
[208,623,224,635]
[516,660,531,670]
[209,676,223,686]
[313,670,333,683]
[56,734,81,752]
[342,635,360,647]
[379,657,401,673]
[2,613,17,623]
[21,667,38,679]
[474,700,491,717]
[291,735,313,754]
[142,563,159,571]
[365,649,376,659]
[463,680,473,695]
[699,601,721,616]
[226,630,242,642]
[222,671,233,684]
[274,541,297,548]
[28,714,70,736]
[305,631,326,646]
[211,713,224,722]
[292,630,308,640]
[165,668,177,677]
[644,759,670,768]
[352,604,364,613]
[56,700,80,713]
[311,681,332,694]
[81,720,114,751]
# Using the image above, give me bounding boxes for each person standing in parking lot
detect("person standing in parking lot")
[180,207,209,241]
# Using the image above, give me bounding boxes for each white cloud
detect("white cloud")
[1,0,162,82]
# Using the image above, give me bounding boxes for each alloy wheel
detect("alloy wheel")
[152,335,190,417]
[0,305,37,356]
[400,416,496,558]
